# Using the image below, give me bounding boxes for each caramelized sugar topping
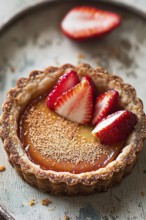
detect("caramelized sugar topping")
[18,95,124,174]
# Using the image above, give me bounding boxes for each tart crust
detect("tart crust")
[0,63,146,195]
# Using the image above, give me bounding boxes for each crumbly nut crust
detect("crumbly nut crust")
[0,63,146,195]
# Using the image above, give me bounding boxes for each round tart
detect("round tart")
[0,63,146,195]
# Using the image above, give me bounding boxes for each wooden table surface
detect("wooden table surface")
[0,1,146,220]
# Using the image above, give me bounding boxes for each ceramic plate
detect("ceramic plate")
[0,1,146,220]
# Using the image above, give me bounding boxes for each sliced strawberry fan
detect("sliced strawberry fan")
[46,71,137,145]
[61,6,121,40]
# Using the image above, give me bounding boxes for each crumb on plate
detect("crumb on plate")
[77,53,86,59]
[41,198,52,206]
[64,214,70,220]
[141,191,145,196]
[0,165,6,172]
[29,199,36,206]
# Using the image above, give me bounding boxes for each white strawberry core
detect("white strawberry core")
[92,111,124,134]
[96,96,110,115]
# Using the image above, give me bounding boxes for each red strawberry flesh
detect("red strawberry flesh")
[61,6,121,40]
[92,110,137,145]
[54,77,93,124]
[92,90,119,125]
[46,70,79,109]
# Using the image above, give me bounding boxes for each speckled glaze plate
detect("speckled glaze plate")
[0,1,146,220]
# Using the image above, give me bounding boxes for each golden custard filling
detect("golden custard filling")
[18,95,124,174]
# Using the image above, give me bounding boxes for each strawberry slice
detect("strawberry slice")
[92,90,119,126]
[54,77,93,124]
[82,76,97,100]
[61,6,121,40]
[92,110,137,145]
[46,70,79,109]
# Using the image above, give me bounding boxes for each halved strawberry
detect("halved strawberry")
[46,70,79,109]
[61,6,121,40]
[92,90,119,126]
[54,77,93,124]
[92,110,137,145]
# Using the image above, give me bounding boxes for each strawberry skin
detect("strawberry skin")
[46,70,79,109]
[92,110,138,145]
[54,78,93,124]
[61,6,121,40]
[92,90,119,126]
[82,76,97,101]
